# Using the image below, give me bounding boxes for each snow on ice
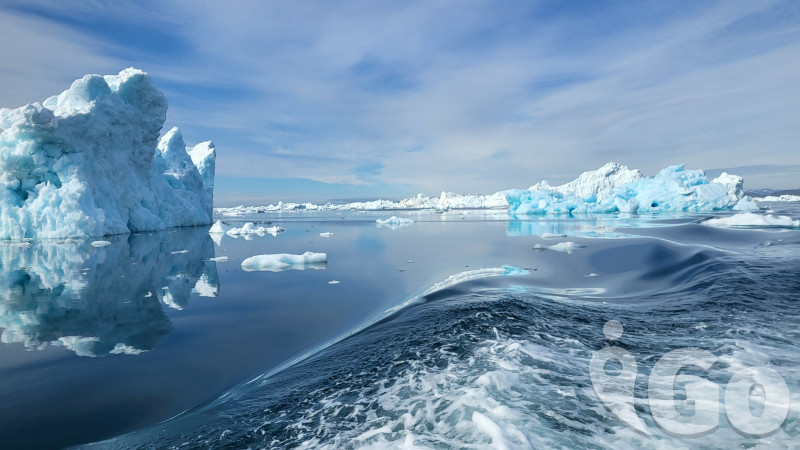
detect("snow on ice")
[0,68,215,240]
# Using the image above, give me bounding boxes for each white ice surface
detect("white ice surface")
[241,252,327,272]
[702,213,800,228]
[506,163,756,215]
[0,68,215,240]
[226,222,285,237]
[533,242,583,253]
[216,162,755,218]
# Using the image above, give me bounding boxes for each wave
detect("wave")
[92,237,800,449]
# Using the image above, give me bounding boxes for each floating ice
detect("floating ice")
[759,195,800,202]
[533,242,583,253]
[216,191,508,216]
[506,163,757,216]
[702,213,800,229]
[541,233,567,239]
[319,232,334,238]
[226,222,285,237]
[209,220,228,234]
[376,216,415,230]
[241,252,327,272]
[328,280,340,285]
[0,68,215,240]
[90,240,111,247]
[208,256,229,262]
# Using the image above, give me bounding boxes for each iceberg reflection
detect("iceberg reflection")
[0,228,220,357]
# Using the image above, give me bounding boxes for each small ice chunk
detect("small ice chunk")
[541,233,567,239]
[533,242,583,253]
[702,213,800,228]
[586,273,599,277]
[328,280,340,284]
[376,216,415,229]
[91,240,112,247]
[209,256,229,262]
[171,249,189,254]
[241,252,327,272]
[144,292,152,298]
[319,232,334,237]
[209,220,228,234]
[227,222,285,237]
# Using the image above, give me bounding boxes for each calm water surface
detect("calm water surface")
[1,205,799,448]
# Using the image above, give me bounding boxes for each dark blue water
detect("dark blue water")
[1,204,799,448]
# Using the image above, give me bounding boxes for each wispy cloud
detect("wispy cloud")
[1,0,798,199]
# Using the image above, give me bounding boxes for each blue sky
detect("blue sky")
[1,0,798,205]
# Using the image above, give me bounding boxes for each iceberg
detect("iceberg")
[702,213,800,228]
[208,220,228,234]
[0,68,216,240]
[759,195,800,202]
[376,216,415,229]
[533,241,583,254]
[226,222,285,237]
[241,252,327,272]
[506,163,757,216]
[216,191,508,216]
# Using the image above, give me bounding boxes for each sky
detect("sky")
[0,0,798,205]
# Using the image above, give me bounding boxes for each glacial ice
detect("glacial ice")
[226,222,286,237]
[216,163,756,218]
[506,163,757,216]
[217,191,507,216]
[209,220,228,234]
[0,68,215,240]
[241,252,328,272]
[533,242,583,253]
[702,213,800,228]
[759,195,800,202]
[376,216,415,229]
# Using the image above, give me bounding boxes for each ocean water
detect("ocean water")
[1,204,799,448]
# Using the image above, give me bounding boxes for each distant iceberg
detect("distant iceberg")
[702,212,799,228]
[506,163,757,215]
[0,68,215,240]
[216,163,756,217]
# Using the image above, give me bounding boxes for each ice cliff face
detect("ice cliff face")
[506,163,757,215]
[0,68,215,240]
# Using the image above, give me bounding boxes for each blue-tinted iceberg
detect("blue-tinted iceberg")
[506,163,757,215]
[0,68,215,240]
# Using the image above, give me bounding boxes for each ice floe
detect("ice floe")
[533,242,583,253]
[241,252,327,272]
[226,222,286,237]
[376,216,415,230]
[702,213,800,228]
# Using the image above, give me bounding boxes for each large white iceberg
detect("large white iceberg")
[0,68,215,240]
[506,163,757,215]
